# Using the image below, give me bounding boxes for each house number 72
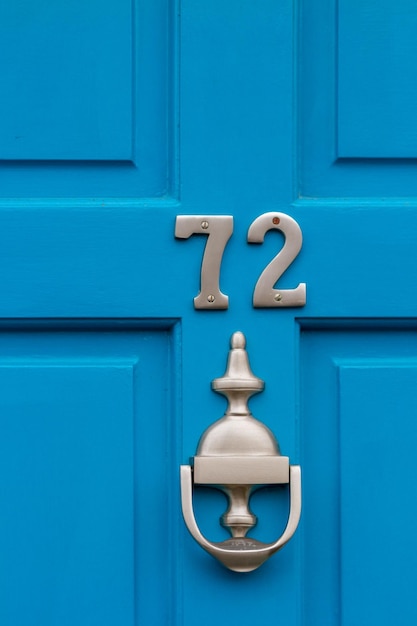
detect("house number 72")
[175,212,306,310]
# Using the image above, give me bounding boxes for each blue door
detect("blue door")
[1,1,416,624]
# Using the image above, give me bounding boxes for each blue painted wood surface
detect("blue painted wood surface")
[1,1,417,625]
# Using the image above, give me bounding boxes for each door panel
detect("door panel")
[337,1,417,158]
[300,0,417,196]
[0,0,172,196]
[0,325,178,625]
[302,328,417,625]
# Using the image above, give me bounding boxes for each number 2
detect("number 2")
[247,212,306,308]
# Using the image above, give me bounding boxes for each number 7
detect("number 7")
[175,215,234,309]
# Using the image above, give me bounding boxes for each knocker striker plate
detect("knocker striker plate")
[180,331,302,573]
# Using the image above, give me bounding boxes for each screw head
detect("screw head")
[207,295,215,303]
[272,216,280,225]
[201,220,209,229]
[274,293,282,302]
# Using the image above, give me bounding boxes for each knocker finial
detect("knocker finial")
[211,331,264,416]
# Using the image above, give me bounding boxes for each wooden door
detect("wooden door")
[1,1,416,625]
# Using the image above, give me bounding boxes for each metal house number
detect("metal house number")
[175,212,306,309]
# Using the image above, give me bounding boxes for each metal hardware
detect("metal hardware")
[180,331,301,572]
[175,212,306,310]
[175,215,233,309]
[248,212,306,308]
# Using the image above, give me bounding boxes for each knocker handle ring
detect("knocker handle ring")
[181,464,301,573]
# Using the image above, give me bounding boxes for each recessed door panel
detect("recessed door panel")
[0,325,177,626]
[0,0,173,197]
[301,328,417,625]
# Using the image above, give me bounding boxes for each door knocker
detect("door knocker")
[180,331,301,572]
